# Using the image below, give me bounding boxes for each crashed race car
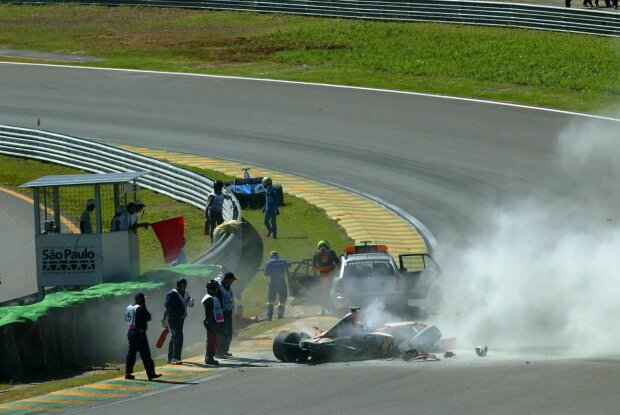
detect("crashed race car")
[272,307,445,363]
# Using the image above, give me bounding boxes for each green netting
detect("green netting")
[148,264,220,278]
[0,264,219,327]
[0,281,164,326]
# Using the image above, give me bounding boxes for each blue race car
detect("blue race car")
[227,168,283,209]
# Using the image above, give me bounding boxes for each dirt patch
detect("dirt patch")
[0,48,102,62]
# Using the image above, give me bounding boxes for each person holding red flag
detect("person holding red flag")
[162,278,194,364]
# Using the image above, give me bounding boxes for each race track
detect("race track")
[0,188,36,303]
[2,62,620,414]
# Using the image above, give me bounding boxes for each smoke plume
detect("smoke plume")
[436,113,620,355]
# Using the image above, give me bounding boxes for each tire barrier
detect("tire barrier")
[4,0,619,37]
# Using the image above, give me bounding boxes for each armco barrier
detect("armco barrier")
[0,125,243,267]
[0,125,249,378]
[0,124,249,300]
[4,0,619,37]
[0,125,241,222]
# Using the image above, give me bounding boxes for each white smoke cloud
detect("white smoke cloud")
[436,112,620,355]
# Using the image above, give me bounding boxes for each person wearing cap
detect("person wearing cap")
[215,271,237,358]
[312,240,341,315]
[80,199,96,234]
[111,202,135,232]
[264,251,291,320]
[162,278,195,364]
[124,293,161,380]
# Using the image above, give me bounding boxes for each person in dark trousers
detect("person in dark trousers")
[312,240,341,315]
[205,181,226,243]
[262,176,280,239]
[80,199,96,234]
[215,272,237,358]
[202,279,224,365]
[124,293,161,380]
[264,251,291,320]
[162,278,194,364]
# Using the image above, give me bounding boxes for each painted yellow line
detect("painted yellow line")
[24,397,95,405]
[130,371,197,378]
[0,186,81,233]
[115,145,428,253]
[0,403,63,411]
[156,367,207,373]
[0,185,33,204]
[49,390,126,398]
[84,383,152,392]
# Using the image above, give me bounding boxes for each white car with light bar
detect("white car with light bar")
[330,241,440,314]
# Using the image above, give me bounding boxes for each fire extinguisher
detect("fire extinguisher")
[155,328,169,348]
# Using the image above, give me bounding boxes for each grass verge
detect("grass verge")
[0,5,618,112]
[0,153,351,400]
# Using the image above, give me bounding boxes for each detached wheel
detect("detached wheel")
[409,325,442,350]
[273,331,303,362]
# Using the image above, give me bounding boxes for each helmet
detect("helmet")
[262,177,272,187]
[318,240,330,250]
[176,278,188,287]
[206,279,220,295]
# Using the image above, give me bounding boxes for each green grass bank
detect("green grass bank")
[0,154,351,315]
[0,153,351,396]
[0,5,618,112]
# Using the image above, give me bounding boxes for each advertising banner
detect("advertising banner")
[35,234,103,286]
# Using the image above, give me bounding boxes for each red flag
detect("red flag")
[150,217,185,263]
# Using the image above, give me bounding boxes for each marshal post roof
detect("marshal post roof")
[20,171,149,188]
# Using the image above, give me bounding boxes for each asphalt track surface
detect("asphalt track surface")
[0,189,36,303]
[2,62,620,414]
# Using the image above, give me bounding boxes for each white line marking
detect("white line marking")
[1,62,618,122]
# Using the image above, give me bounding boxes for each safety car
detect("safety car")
[330,242,440,314]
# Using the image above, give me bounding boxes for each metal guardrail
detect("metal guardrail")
[0,124,242,234]
[6,0,619,37]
